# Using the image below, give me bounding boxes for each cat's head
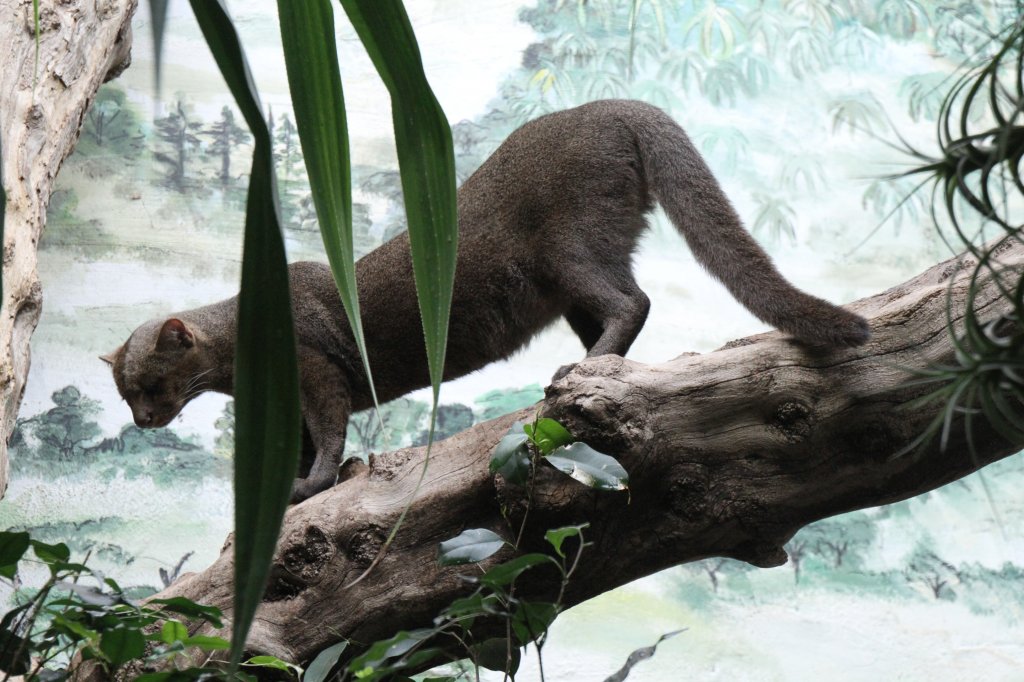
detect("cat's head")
[102,318,207,428]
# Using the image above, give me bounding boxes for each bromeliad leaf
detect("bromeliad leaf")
[525,418,573,455]
[546,442,629,491]
[437,528,505,566]
[490,428,531,485]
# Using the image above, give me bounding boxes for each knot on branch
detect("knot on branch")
[667,465,709,521]
[345,525,385,568]
[368,449,415,482]
[770,399,813,443]
[264,525,334,601]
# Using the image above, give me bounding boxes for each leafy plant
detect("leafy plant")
[301,418,630,680]
[0,531,293,681]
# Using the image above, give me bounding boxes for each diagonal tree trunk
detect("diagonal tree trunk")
[0,0,137,498]
[128,242,1022,675]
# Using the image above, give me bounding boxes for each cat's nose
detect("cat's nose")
[134,410,155,427]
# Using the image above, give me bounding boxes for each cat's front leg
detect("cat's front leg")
[291,349,352,504]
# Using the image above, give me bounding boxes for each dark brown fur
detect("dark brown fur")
[104,100,869,502]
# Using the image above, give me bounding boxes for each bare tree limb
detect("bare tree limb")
[131,242,1021,674]
[0,0,138,498]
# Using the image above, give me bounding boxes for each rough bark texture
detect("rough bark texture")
[0,0,137,498]
[132,242,1021,674]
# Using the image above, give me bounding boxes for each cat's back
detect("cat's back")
[457,99,654,240]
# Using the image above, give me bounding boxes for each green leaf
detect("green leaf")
[511,601,558,644]
[187,0,303,669]
[0,531,29,578]
[473,637,519,673]
[304,641,348,682]
[276,0,381,416]
[149,597,224,627]
[31,540,71,564]
[479,554,557,589]
[0,626,31,675]
[348,629,433,673]
[55,581,119,606]
[546,443,629,491]
[437,528,505,566]
[182,635,231,651]
[100,627,146,666]
[544,524,587,559]
[490,430,531,485]
[51,614,99,644]
[340,0,459,407]
[438,592,501,628]
[148,0,170,95]
[161,620,188,644]
[243,655,302,677]
[527,418,573,455]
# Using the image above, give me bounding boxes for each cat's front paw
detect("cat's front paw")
[550,363,577,383]
[289,476,333,504]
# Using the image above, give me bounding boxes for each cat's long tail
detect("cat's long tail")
[629,102,870,348]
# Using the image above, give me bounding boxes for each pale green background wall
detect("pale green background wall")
[3,1,1023,679]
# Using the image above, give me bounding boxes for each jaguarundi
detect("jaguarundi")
[103,99,870,502]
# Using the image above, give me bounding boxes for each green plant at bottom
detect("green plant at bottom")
[0,533,296,681]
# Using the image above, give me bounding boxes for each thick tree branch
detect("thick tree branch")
[0,0,137,498]
[140,243,1022,673]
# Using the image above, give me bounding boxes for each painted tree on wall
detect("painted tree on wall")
[153,98,204,193]
[81,83,144,155]
[18,386,101,461]
[204,106,251,190]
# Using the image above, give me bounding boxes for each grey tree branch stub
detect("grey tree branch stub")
[0,0,139,499]
[129,242,1023,673]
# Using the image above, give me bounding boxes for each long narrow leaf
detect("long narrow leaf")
[338,0,459,582]
[276,0,382,414]
[339,0,459,406]
[188,1,303,668]
[147,0,170,95]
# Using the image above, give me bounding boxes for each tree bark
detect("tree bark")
[136,242,1022,673]
[0,0,137,498]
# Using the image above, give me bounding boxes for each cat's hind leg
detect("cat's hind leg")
[552,263,651,382]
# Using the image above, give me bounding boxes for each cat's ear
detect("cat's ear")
[156,318,195,351]
[99,346,122,366]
